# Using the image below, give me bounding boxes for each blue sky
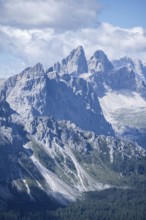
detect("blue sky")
[0,0,146,77]
[100,0,146,28]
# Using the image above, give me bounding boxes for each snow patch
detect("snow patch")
[99,91,146,130]
[99,91,146,112]
[108,145,114,163]
[78,72,93,81]
[23,179,35,201]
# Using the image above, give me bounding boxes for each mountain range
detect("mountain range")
[0,46,146,210]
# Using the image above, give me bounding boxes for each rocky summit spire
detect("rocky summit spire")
[59,46,88,76]
[88,50,113,73]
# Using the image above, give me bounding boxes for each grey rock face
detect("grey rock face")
[113,57,146,92]
[53,46,88,76]
[88,50,113,73]
[1,61,113,136]
[106,67,137,90]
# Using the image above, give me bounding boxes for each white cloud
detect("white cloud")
[1,0,145,78]
[0,0,101,30]
[0,23,146,77]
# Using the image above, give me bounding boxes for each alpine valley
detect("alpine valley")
[0,46,146,219]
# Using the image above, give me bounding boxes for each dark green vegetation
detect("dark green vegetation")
[0,186,146,220]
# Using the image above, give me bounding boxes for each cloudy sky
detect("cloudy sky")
[0,0,146,77]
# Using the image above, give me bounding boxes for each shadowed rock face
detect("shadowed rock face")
[112,57,146,92]
[106,67,137,90]
[88,50,113,73]
[0,99,29,187]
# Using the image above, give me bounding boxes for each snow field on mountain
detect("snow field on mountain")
[99,91,146,130]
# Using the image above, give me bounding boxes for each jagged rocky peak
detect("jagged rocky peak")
[6,62,46,93]
[113,56,146,74]
[14,62,45,81]
[32,62,44,71]
[107,67,137,90]
[20,62,44,75]
[88,50,113,73]
[112,57,146,90]
[0,63,45,111]
[53,46,88,76]
[28,62,45,77]
[2,62,47,118]
[113,57,134,70]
